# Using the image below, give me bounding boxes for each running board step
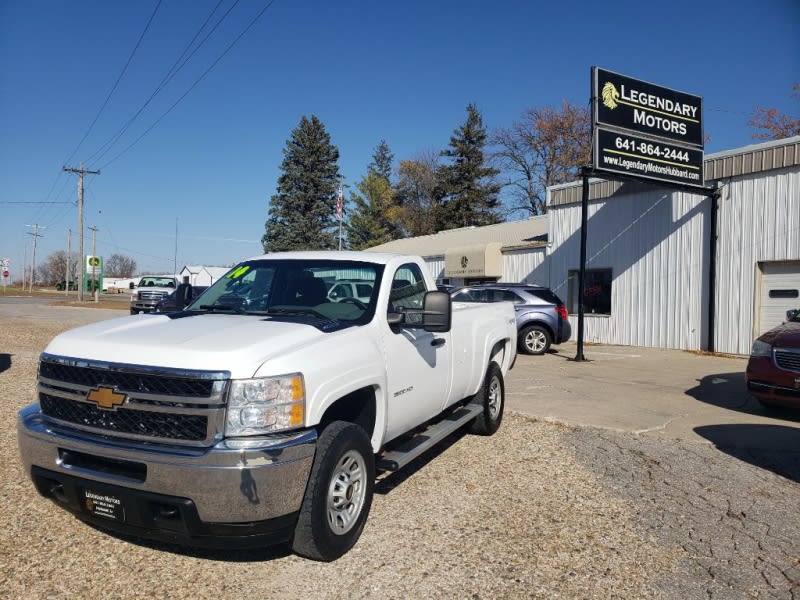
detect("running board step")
[376,404,482,472]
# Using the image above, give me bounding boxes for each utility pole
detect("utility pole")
[63,164,100,301]
[89,225,99,302]
[66,229,72,296]
[25,224,45,293]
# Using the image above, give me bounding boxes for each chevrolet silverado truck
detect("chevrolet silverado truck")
[130,275,178,314]
[18,251,517,561]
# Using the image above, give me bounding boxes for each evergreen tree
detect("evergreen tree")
[262,115,341,252]
[438,103,501,228]
[369,139,394,182]
[345,170,395,250]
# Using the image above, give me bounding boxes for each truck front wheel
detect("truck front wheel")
[468,362,504,436]
[292,421,375,561]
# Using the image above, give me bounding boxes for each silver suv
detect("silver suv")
[451,284,572,355]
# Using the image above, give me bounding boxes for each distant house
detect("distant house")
[179,265,230,286]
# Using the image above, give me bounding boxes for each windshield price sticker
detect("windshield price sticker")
[595,127,704,187]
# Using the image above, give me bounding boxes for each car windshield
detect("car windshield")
[188,258,383,326]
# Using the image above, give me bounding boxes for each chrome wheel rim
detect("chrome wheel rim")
[327,450,367,535]
[487,375,502,420]
[525,329,546,352]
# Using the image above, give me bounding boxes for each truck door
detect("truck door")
[382,263,452,441]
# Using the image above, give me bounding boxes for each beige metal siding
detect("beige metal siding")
[423,256,445,281]
[500,247,547,284]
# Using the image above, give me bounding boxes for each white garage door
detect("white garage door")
[759,261,800,335]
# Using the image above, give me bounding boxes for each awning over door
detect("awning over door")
[444,243,503,278]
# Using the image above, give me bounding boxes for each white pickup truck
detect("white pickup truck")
[18,251,517,561]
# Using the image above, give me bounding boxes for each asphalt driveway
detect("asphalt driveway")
[506,341,800,481]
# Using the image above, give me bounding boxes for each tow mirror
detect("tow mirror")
[422,291,451,333]
[387,291,452,332]
[787,309,798,322]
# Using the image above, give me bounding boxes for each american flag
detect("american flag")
[336,187,343,220]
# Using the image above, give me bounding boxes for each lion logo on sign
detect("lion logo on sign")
[602,82,619,110]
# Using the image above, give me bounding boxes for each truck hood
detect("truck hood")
[43,313,329,378]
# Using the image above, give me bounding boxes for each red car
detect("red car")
[746,309,800,409]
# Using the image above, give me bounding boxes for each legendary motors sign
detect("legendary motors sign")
[594,68,703,147]
[593,67,704,187]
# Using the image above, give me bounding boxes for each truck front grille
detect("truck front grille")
[40,394,208,441]
[39,361,214,397]
[37,354,230,447]
[139,290,169,300]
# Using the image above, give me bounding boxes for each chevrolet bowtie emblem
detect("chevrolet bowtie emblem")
[86,386,127,410]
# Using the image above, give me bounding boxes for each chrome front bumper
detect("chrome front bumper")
[17,404,316,525]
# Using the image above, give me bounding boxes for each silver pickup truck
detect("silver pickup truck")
[130,276,178,314]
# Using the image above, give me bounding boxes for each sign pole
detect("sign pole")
[574,167,590,362]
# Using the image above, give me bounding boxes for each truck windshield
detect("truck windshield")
[138,277,176,287]
[189,259,384,326]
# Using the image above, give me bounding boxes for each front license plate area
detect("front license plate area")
[82,488,126,522]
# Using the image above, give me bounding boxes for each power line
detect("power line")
[63,0,164,167]
[85,0,232,167]
[98,0,278,170]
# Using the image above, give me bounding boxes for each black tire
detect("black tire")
[518,324,552,355]
[130,309,139,315]
[469,362,504,436]
[292,421,375,561]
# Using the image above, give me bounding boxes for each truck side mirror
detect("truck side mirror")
[787,309,798,322]
[422,291,451,333]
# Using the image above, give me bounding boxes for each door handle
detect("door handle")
[431,337,446,347]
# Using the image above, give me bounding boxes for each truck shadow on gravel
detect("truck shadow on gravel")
[79,429,472,563]
[0,353,11,374]
[83,522,294,562]
[694,424,800,483]
[375,429,468,495]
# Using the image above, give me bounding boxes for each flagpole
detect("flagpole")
[337,185,343,250]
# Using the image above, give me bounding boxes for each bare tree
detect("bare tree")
[37,251,79,285]
[749,84,800,141]
[492,101,591,216]
[394,149,443,237]
[105,253,137,277]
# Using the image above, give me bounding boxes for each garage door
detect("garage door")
[759,261,800,335]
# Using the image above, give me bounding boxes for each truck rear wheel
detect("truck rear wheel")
[468,362,504,436]
[292,421,375,561]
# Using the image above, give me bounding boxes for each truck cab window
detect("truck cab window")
[389,264,427,324]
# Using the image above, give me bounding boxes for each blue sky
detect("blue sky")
[1,0,798,277]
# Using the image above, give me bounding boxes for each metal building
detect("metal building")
[370,217,548,287]
[546,136,799,355]
[371,136,799,355]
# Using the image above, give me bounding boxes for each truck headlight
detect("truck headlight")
[750,340,772,357]
[225,373,305,436]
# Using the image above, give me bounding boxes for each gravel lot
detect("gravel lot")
[2,310,799,599]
